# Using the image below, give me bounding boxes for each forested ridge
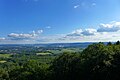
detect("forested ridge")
[1,41,120,80]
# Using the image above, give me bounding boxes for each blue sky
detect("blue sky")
[0,0,120,44]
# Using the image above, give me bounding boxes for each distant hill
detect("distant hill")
[0,42,115,48]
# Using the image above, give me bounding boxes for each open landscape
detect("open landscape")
[0,0,120,80]
[0,41,120,80]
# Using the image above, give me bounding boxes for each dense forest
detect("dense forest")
[1,41,120,80]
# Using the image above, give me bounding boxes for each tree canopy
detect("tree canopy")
[1,41,120,80]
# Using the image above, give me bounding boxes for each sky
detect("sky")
[0,0,120,44]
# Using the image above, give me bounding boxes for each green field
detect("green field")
[0,60,7,63]
[36,52,52,56]
[0,54,12,58]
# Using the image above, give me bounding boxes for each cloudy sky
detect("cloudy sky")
[0,0,120,44]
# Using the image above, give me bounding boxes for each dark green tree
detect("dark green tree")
[9,60,50,80]
[107,42,112,46]
[50,52,81,80]
[0,68,9,80]
[115,41,120,45]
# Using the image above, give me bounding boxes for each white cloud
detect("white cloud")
[67,29,82,36]
[1,21,120,44]
[63,21,120,42]
[81,29,97,36]
[0,38,5,41]
[73,2,96,9]
[36,30,43,34]
[60,31,120,42]
[74,5,80,9]
[72,29,83,34]
[67,28,97,36]
[97,21,120,32]
[8,33,36,40]
[8,29,43,40]
[80,2,96,7]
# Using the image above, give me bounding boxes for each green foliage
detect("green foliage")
[50,52,80,80]
[107,42,112,45]
[1,41,120,80]
[0,68,9,80]
[50,42,120,80]
[9,60,50,80]
[0,54,12,58]
[115,40,120,45]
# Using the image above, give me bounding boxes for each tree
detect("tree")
[107,42,112,46]
[81,42,120,80]
[9,60,50,80]
[0,68,9,80]
[115,41,120,45]
[50,52,81,80]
